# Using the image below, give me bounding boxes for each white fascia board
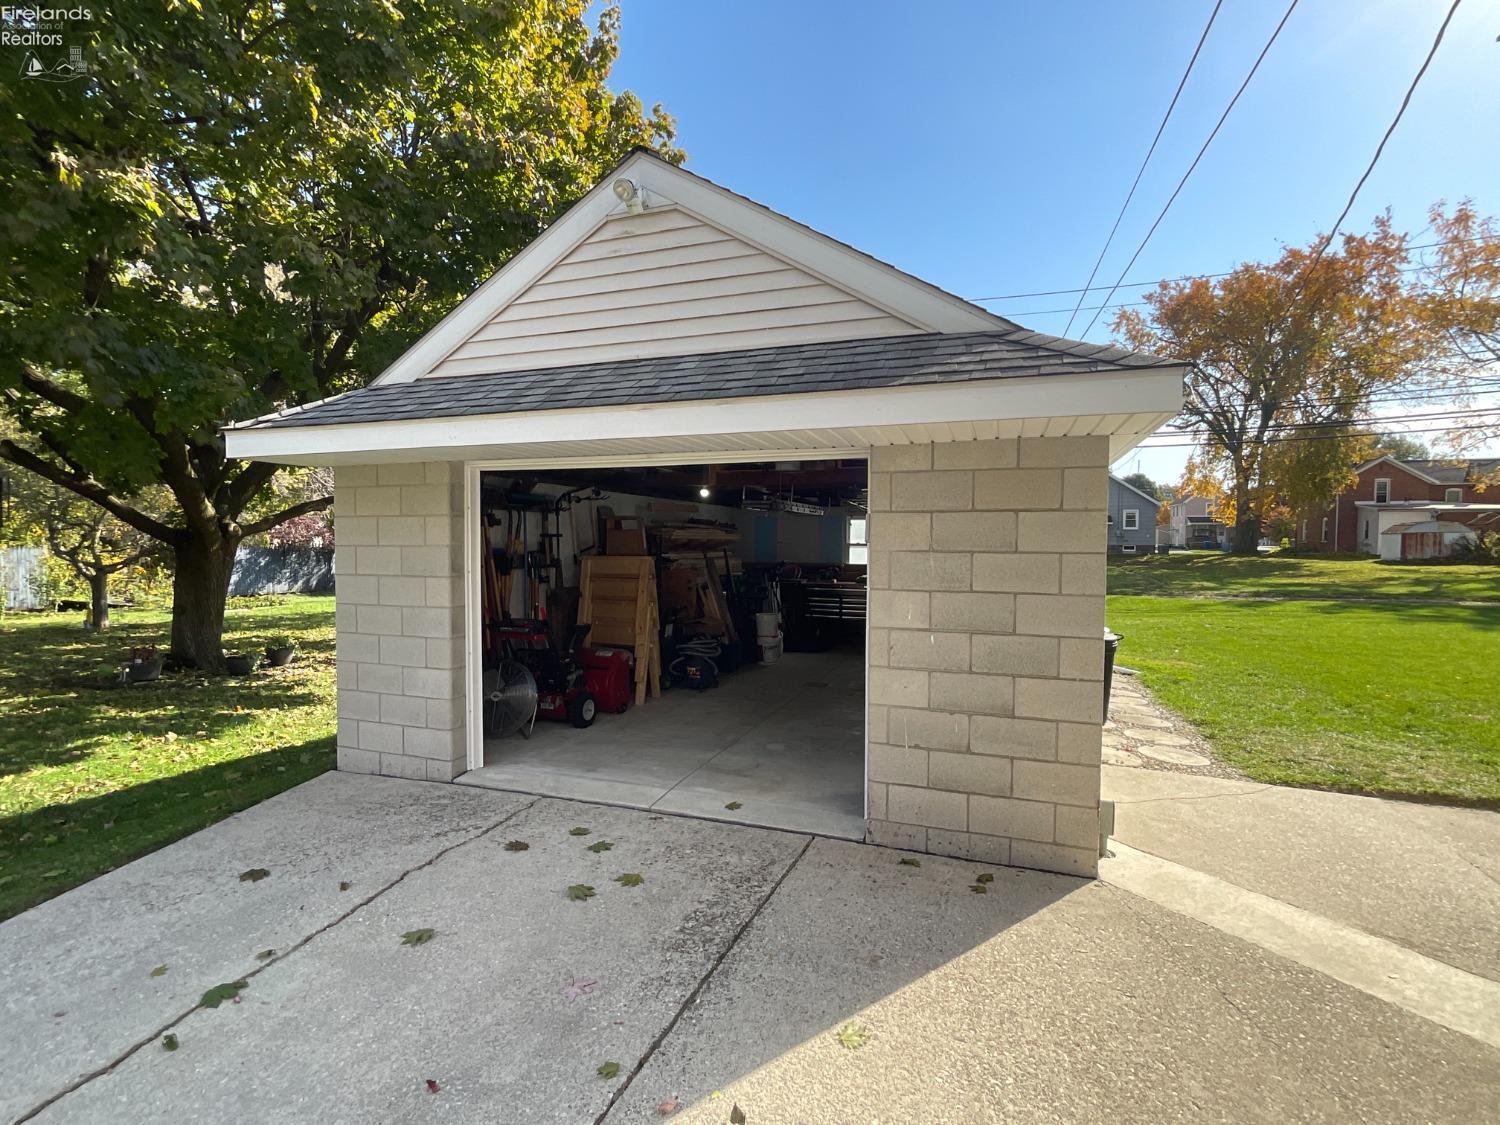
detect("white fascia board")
[371,172,624,386]
[225,366,1186,465]
[370,152,1009,386]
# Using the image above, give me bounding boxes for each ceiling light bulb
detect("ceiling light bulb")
[698,486,711,499]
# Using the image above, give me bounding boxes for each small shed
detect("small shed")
[1379,520,1473,561]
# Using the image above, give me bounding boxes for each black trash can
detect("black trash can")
[1102,629,1122,721]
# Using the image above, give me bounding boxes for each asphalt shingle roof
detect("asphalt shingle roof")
[233,329,1180,431]
[1403,458,1500,484]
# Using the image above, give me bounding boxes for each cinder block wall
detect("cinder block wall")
[331,463,466,782]
[865,437,1108,877]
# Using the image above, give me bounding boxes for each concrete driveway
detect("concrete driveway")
[3,774,1497,1124]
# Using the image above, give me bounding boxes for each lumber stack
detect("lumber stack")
[579,556,661,705]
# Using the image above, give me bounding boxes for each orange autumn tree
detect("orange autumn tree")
[1116,217,1453,553]
[1427,203,1500,483]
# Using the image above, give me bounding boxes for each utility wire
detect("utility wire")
[1293,0,1462,284]
[966,233,1493,303]
[1062,0,1224,336]
[1077,0,1302,339]
[1139,424,1497,448]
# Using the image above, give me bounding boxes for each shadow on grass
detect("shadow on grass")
[0,736,334,922]
[0,605,336,778]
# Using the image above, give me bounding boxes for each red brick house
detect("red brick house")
[1298,455,1500,554]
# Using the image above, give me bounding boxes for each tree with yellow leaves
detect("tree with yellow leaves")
[1116,214,1490,552]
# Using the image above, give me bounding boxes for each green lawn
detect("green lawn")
[1107,595,1500,805]
[0,596,335,921]
[1109,551,1500,602]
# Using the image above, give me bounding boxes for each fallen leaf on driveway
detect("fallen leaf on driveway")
[503,840,530,852]
[255,949,275,961]
[563,976,598,1002]
[724,801,743,810]
[161,1034,178,1052]
[425,1079,441,1094]
[597,1061,621,1079]
[401,928,436,946]
[199,980,248,1009]
[587,841,614,853]
[969,883,987,895]
[566,884,596,902]
[976,873,994,884]
[657,1096,681,1114]
[614,873,644,887]
[834,1022,868,1050]
[730,1104,747,1124]
[569,826,592,836]
[238,868,270,883]
[338,881,351,891]
[898,857,921,868]
[149,965,168,978]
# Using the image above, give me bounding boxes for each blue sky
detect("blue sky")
[605,0,1500,483]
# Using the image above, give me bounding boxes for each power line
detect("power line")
[965,234,1492,303]
[1162,406,1500,437]
[1062,0,1224,336]
[1138,424,1496,449]
[1295,0,1462,283]
[1077,0,1302,339]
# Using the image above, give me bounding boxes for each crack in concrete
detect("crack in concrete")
[594,834,816,1124]
[13,798,540,1125]
[1109,786,1276,806]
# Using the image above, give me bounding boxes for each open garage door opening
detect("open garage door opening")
[457,457,868,838]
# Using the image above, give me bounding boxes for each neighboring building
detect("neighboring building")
[1298,455,1500,554]
[1106,475,1161,553]
[223,149,1186,878]
[1168,496,1228,550]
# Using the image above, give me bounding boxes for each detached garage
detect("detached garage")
[225,149,1184,877]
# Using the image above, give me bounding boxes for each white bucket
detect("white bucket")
[755,612,781,641]
[760,639,783,664]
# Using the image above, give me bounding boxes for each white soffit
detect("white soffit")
[371,151,1011,386]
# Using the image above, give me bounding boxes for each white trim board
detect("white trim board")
[372,150,1010,386]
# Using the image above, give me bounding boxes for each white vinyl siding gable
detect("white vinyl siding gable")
[425,207,924,378]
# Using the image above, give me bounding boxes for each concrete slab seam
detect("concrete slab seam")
[482,786,863,845]
[1108,785,1276,806]
[594,833,816,1125]
[13,797,541,1125]
[1101,840,1500,1050]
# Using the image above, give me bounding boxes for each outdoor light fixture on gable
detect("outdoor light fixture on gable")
[612,178,644,214]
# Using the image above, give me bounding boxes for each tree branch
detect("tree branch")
[240,494,332,537]
[0,440,181,543]
[17,362,89,413]
[223,458,281,515]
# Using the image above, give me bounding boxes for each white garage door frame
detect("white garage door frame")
[460,448,873,824]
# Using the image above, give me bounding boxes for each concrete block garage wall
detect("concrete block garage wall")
[331,463,467,782]
[865,437,1108,877]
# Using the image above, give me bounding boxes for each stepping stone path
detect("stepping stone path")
[1104,672,1242,779]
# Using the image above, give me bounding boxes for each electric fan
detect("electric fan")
[482,659,538,739]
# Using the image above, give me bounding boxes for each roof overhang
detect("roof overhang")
[224,366,1185,468]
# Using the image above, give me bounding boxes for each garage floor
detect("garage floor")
[460,648,865,838]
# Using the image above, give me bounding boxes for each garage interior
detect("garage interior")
[456,458,868,838]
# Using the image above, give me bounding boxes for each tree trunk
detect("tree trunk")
[89,571,110,630]
[170,532,238,670]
